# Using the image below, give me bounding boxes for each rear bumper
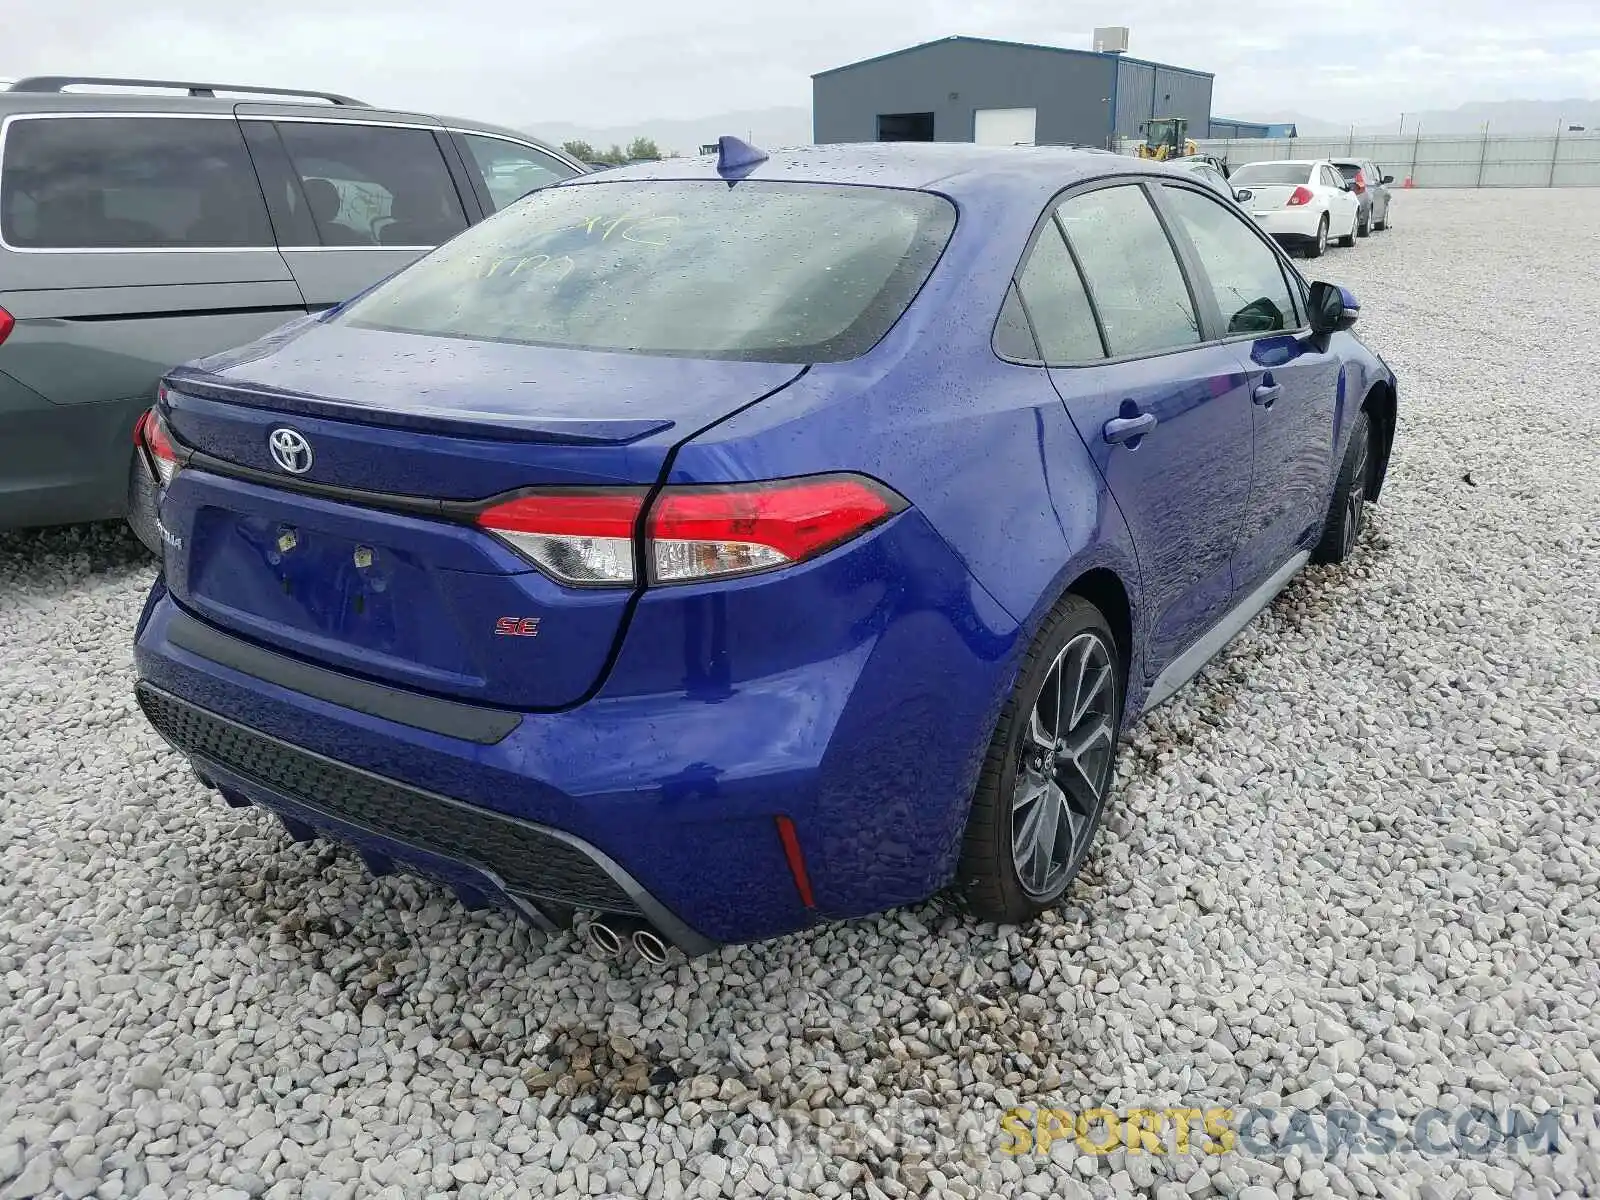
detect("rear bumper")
[132,513,1022,947]
[136,680,718,953]
[1248,207,1325,243]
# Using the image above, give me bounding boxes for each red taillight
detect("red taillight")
[477,491,646,585]
[648,475,903,583]
[0,305,13,347]
[1353,171,1367,194]
[475,474,906,588]
[1287,186,1314,207]
[138,406,183,487]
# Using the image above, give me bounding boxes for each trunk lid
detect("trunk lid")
[1243,184,1303,210]
[159,320,805,709]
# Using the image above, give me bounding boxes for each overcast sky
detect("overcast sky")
[7,0,1599,129]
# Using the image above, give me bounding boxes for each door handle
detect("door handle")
[1103,412,1158,444]
[1253,382,1282,408]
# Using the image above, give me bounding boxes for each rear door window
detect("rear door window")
[274,121,469,248]
[457,133,580,211]
[0,115,272,249]
[1056,185,1200,358]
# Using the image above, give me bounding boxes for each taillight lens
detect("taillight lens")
[137,407,183,487]
[649,476,904,583]
[475,474,906,588]
[1353,171,1366,194]
[1287,186,1314,207]
[0,305,13,347]
[477,491,645,585]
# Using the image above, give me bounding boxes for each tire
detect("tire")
[1375,205,1389,232]
[958,594,1124,924]
[1305,215,1329,258]
[1312,410,1374,565]
[1357,210,1371,237]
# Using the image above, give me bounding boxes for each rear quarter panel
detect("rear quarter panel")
[667,179,1142,642]
[656,179,1145,904]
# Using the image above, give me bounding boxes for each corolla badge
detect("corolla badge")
[268,427,314,475]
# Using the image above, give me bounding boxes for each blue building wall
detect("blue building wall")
[813,36,1213,148]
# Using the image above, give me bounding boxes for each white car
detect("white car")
[1228,159,1360,258]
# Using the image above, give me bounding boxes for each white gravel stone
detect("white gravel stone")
[2,190,1598,1200]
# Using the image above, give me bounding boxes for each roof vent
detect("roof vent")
[1092,27,1130,54]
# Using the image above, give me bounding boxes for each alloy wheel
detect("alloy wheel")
[1011,631,1118,898]
[1343,424,1372,555]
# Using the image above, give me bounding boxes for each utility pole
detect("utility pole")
[1549,117,1563,188]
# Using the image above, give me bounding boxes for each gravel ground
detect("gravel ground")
[3,189,1598,1200]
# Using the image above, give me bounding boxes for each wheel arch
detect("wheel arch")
[1361,379,1397,502]
[1018,556,1143,726]
[1067,567,1134,691]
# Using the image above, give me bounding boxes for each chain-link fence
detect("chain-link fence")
[1118,131,1600,187]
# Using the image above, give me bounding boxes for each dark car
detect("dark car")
[132,140,1397,958]
[1173,156,1234,198]
[1331,158,1395,236]
[0,75,584,542]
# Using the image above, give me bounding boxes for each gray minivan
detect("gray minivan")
[0,76,584,537]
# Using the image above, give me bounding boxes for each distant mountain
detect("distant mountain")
[1235,99,1598,137]
[523,107,813,157]
[1393,99,1598,135]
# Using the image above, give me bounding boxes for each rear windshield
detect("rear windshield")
[1334,163,1362,180]
[336,180,957,362]
[1229,163,1314,186]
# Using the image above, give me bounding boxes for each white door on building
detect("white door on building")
[973,107,1038,146]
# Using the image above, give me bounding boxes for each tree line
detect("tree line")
[561,137,666,165]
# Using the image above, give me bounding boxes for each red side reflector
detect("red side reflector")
[0,305,13,348]
[774,815,816,909]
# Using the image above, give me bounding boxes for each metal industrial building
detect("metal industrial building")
[1208,117,1300,140]
[812,34,1214,149]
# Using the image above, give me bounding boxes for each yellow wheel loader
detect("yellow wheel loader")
[1136,118,1199,162]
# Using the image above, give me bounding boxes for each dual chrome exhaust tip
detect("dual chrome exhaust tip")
[586,916,672,965]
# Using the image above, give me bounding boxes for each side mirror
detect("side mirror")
[1234,187,1253,203]
[1308,281,1359,336]
[1381,174,1394,185]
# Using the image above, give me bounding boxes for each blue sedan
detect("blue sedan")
[131,139,1396,957]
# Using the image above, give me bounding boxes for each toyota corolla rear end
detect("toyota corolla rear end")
[132,169,1015,953]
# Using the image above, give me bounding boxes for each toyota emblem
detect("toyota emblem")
[268,427,314,475]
